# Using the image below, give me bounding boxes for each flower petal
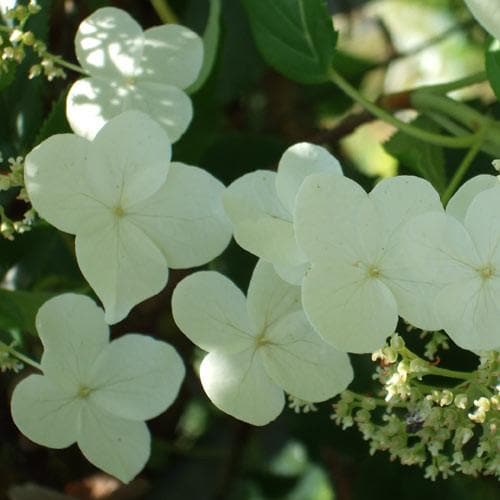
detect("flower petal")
[246,260,301,334]
[436,276,500,351]
[75,215,168,324]
[302,259,397,353]
[273,262,308,285]
[262,311,353,401]
[127,163,231,268]
[294,174,366,261]
[200,349,285,426]
[141,25,203,88]
[11,374,80,449]
[172,271,255,352]
[24,133,103,234]
[369,175,442,236]
[83,110,170,207]
[464,0,500,41]
[223,171,305,267]
[78,403,150,484]
[75,7,143,79]
[446,174,499,222]
[36,294,109,391]
[88,334,184,420]
[276,142,342,214]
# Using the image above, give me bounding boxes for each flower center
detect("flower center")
[255,332,270,349]
[367,264,381,278]
[477,263,495,280]
[125,76,136,88]
[113,205,125,218]
[77,385,92,399]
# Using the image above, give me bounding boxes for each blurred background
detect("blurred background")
[0,0,499,498]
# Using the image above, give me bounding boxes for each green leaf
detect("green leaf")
[188,0,221,94]
[242,0,337,84]
[0,288,54,335]
[34,86,71,146]
[384,116,447,194]
[485,39,500,101]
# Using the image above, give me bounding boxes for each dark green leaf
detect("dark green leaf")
[242,0,337,84]
[34,86,71,146]
[486,40,500,101]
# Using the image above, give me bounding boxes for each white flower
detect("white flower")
[294,174,442,353]
[66,7,203,142]
[223,143,342,284]
[464,0,500,41]
[11,293,185,483]
[402,185,500,351]
[172,260,353,426]
[25,110,231,324]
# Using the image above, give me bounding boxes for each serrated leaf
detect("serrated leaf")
[188,0,221,94]
[242,0,337,84]
[0,288,54,335]
[34,87,71,146]
[384,116,446,193]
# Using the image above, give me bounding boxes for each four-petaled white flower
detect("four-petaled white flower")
[172,260,353,426]
[11,293,185,483]
[464,0,500,41]
[223,143,343,284]
[402,177,500,351]
[25,110,231,324]
[66,7,203,142]
[294,174,443,353]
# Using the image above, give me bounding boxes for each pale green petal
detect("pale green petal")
[76,215,168,325]
[436,276,500,351]
[86,110,170,207]
[273,262,307,285]
[11,375,80,449]
[37,294,109,391]
[223,171,304,267]
[261,311,353,401]
[141,25,203,89]
[464,0,500,40]
[75,7,143,79]
[172,271,255,352]
[78,403,150,484]
[246,260,301,334]
[66,78,124,141]
[276,142,342,214]
[446,174,499,222]
[369,175,442,236]
[88,334,185,420]
[200,350,285,426]
[464,186,500,263]
[128,163,231,268]
[302,260,397,353]
[24,133,104,234]
[125,82,192,143]
[294,174,366,261]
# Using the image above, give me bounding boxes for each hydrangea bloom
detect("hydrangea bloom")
[401,179,500,351]
[464,0,500,40]
[25,110,231,324]
[172,260,353,426]
[11,293,185,483]
[223,143,342,284]
[66,7,203,142]
[294,174,443,353]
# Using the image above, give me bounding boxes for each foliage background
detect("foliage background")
[0,0,499,498]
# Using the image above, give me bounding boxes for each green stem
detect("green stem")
[150,0,179,24]
[417,71,487,94]
[0,340,41,371]
[344,390,406,409]
[441,127,487,205]
[49,53,88,76]
[328,68,477,149]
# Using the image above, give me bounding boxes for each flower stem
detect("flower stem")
[48,53,88,76]
[417,71,487,94]
[0,340,41,371]
[441,127,487,205]
[150,0,179,24]
[328,68,478,149]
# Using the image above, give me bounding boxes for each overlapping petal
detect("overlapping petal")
[464,0,500,41]
[200,349,285,426]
